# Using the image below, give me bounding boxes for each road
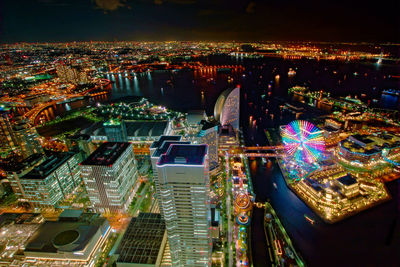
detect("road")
[225,154,233,267]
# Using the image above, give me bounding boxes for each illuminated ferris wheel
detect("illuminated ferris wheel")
[281,120,325,164]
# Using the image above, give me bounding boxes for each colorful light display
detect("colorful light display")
[281,120,325,164]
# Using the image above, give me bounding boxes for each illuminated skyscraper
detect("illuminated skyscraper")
[0,108,42,159]
[150,136,188,216]
[214,86,240,130]
[156,144,211,267]
[80,142,137,213]
[13,115,43,158]
[0,108,17,157]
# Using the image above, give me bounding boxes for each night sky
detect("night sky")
[1,0,399,43]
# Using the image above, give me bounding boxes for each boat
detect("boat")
[304,214,315,224]
[273,183,277,189]
[382,89,400,96]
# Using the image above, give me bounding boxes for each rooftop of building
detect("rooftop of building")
[0,153,44,173]
[103,119,123,127]
[157,144,207,166]
[0,213,43,227]
[80,142,131,166]
[116,213,165,265]
[350,134,375,145]
[21,153,76,180]
[126,121,167,137]
[322,125,340,132]
[337,174,357,186]
[24,213,106,254]
[90,121,168,138]
[152,141,190,158]
[150,135,181,149]
[59,209,84,220]
[187,110,206,126]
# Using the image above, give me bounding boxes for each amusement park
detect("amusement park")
[277,120,396,223]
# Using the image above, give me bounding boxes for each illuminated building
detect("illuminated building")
[156,144,211,266]
[150,135,187,215]
[338,133,400,166]
[2,154,45,200]
[56,64,89,85]
[80,142,138,213]
[214,86,240,130]
[103,119,128,142]
[218,125,239,151]
[116,213,167,267]
[210,205,221,240]
[19,153,82,207]
[334,174,359,198]
[0,108,43,159]
[12,115,43,158]
[90,120,171,144]
[198,123,219,171]
[0,107,18,158]
[24,210,111,266]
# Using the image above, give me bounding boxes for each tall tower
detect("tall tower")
[0,108,18,158]
[156,144,211,266]
[0,109,42,159]
[150,137,189,216]
[12,115,43,158]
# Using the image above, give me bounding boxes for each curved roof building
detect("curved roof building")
[214,86,240,130]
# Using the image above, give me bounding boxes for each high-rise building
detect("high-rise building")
[150,136,189,216]
[156,144,211,266]
[2,154,45,200]
[104,119,128,142]
[12,115,43,158]
[80,142,137,213]
[0,108,43,159]
[19,152,82,207]
[0,108,18,158]
[214,86,240,130]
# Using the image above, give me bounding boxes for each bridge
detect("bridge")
[24,79,111,125]
[226,145,284,158]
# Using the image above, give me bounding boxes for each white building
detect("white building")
[156,144,211,267]
[80,142,138,213]
[150,136,188,216]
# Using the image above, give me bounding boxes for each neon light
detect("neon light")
[282,120,325,164]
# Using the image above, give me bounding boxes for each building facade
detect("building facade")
[19,153,82,207]
[80,142,137,213]
[156,144,211,267]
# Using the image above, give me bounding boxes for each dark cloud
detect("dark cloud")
[94,0,126,12]
[245,1,256,14]
[0,0,399,42]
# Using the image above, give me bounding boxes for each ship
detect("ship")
[382,89,400,96]
[304,214,315,224]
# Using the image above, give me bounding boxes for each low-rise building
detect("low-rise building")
[116,213,167,267]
